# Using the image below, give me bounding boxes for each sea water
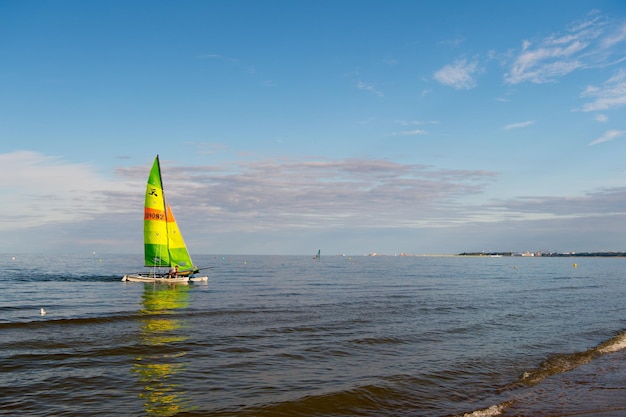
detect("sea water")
[1,254,625,416]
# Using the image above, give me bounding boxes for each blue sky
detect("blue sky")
[2,0,626,255]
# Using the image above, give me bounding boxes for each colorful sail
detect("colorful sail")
[165,204,194,270]
[143,156,195,271]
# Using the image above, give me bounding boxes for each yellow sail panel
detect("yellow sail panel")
[144,157,170,267]
[144,208,167,245]
[165,204,194,270]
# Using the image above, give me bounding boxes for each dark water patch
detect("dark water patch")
[275,352,308,361]
[2,373,142,416]
[303,345,352,357]
[0,312,141,329]
[180,381,425,417]
[217,346,259,354]
[8,272,125,282]
[191,370,513,417]
[266,321,356,335]
[2,348,135,373]
[352,336,407,346]
[543,284,603,292]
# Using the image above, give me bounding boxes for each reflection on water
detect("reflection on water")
[132,284,191,416]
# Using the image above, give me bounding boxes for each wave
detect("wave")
[4,336,619,417]
[178,381,429,417]
[515,330,626,386]
[2,273,124,282]
[453,330,626,417]
[455,401,514,417]
[0,312,141,329]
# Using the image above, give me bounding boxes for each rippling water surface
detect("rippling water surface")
[1,254,625,416]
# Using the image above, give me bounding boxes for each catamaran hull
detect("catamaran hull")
[122,274,189,284]
[121,274,208,284]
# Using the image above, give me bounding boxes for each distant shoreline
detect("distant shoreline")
[457,251,626,257]
[346,252,626,257]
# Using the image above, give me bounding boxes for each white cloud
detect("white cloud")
[392,129,428,136]
[154,157,501,235]
[505,39,585,84]
[5,152,626,255]
[1,152,500,240]
[602,22,626,48]
[356,80,384,97]
[198,53,257,75]
[589,129,626,146]
[0,151,135,231]
[397,120,438,126]
[197,53,222,59]
[580,69,626,111]
[595,114,608,122]
[433,59,478,90]
[489,186,626,218]
[438,37,465,48]
[504,120,535,130]
[504,13,626,85]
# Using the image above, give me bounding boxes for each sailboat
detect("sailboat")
[313,249,320,260]
[122,155,208,284]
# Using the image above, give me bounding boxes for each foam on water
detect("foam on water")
[459,401,513,417]
[598,331,626,354]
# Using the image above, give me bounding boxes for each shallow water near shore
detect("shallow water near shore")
[1,253,625,416]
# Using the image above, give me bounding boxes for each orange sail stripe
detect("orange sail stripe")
[144,207,166,221]
[166,205,177,223]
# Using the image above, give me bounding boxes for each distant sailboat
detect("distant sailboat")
[313,249,320,260]
[122,155,208,284]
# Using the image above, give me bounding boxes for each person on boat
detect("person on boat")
[167,265,178,278]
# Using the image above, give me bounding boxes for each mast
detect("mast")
[155,155,171,259]
[156,155,165,212]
